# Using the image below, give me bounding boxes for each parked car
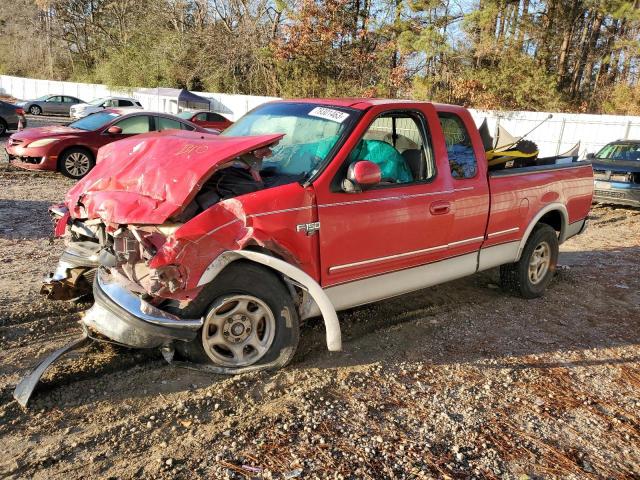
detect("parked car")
[177,110,233,130]
[5,110,208,179]
[17,95,84,116]
[14,98,593,407]
[0,100,26,136]
[589,140,640,207]
[70,97,143,119]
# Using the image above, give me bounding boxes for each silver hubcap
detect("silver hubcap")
[30,106,40,114]
[202,295,275,367]
[64,152,90,177]
[529,241,551,284]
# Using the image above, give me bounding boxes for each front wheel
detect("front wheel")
[176,262,300,373]
[29,105,42,115]
[500,223,559,298]
[59,148,95,179]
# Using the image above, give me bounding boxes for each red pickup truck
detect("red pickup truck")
[39,99,594,374]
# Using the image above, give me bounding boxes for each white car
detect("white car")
[70,97,143,119]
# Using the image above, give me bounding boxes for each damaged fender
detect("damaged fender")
[198,250,342,352]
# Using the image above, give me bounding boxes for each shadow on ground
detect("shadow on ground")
[0,199,54,239]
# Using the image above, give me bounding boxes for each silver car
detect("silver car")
[0,101,27,135]
[18,95,84,116]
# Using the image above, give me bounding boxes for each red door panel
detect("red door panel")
[313,103,456,288]
[434,106,490,256]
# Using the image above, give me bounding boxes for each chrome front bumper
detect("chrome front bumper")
[82,269,203,348]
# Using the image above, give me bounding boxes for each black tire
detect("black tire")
[0,119,7,136]
[512,139,539,155]
[175,261,300,373]
[58,147,95,179]
[29,105,42,115]
[500,223,558,298]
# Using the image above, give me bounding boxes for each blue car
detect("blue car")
[590,140,640,208]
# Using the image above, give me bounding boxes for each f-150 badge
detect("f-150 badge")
[296,222,320,235]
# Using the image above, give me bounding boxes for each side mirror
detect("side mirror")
[106,125,122,135]
[344,161,381,192]
[586,152,595,160]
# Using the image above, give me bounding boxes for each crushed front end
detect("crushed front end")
[79,221,206,348]
[41,205,102,300]
[84,268,202,348]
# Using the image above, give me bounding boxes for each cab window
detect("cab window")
[207,113,226,122]
[438,113,477,179]
[113,115,151,134]
[157,117,183,131]
[343,111,435,185]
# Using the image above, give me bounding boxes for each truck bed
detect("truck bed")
[485,161,593,250]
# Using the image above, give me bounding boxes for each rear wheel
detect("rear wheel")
[59,148,95,179]
[0,119,7,136]
[176,262,299,372]
[500,223,558,298]
[29,105,42,115]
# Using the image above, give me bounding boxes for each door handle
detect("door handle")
[429,201,451,215]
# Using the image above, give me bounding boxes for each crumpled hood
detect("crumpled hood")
[65,130,284,224]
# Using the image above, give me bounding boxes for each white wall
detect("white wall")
[2,74,639,155]
[468,108,640,158]
[0,74,125,103]
[0,74,279,121]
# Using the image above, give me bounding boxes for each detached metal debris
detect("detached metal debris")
[13,334,91,407]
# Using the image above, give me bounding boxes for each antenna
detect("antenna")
[497,114,553,151]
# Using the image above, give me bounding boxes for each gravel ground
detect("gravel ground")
[1,122,639,479]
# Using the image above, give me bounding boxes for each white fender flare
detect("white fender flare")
[197,250,342,352]
[516,203,568,261]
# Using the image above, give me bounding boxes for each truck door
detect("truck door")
[435,108,490,259]
[314,104,455,290]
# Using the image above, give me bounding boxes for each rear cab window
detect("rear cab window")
[438,113,478,179]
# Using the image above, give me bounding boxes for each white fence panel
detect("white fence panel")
[2,74,639,155]
[0,74,281,119]
[0,74,116,103]
[469,109,640,158]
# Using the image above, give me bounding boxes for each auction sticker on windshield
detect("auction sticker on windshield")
[308,107,350,123]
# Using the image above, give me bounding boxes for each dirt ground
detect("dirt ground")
[1,124,639,479]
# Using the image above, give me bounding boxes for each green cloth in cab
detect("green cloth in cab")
[265,135,339,175]
[350,139,413,183]
[265,136,413,184]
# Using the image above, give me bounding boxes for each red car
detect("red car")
[5,110,208,179]
[177,110,233,131]
[17,99,594,405]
